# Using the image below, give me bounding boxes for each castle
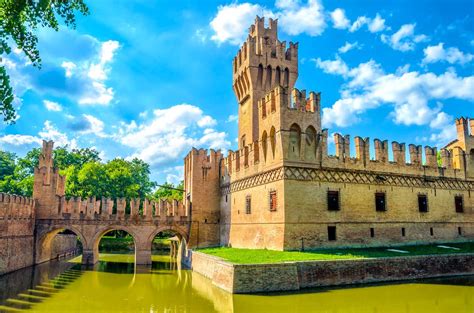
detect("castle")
[183,16,473,251]
[1,17,473,276]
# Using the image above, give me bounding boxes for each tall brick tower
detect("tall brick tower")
[33,140,65,219]
[233,16,298,149]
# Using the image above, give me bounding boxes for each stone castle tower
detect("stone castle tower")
[233,16,322,165]
[33,141,65,219]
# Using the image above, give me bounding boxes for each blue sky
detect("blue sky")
[1,0,473,184]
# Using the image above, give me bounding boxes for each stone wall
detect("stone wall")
[188,251,474,294]
[0,194,36,275]
[51,234,79,258]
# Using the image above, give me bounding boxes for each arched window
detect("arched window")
[275,66,281,86]
[284,68,289,88]
[289,123,301,159]
[257,64,263,88]
[262,131,268,161]
[265,65,272,90]
[241,135,246,148]
[270,127,276,158]
[305,126,317,161]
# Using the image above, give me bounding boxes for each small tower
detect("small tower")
[33,140,65,219]
[233,16,298,148]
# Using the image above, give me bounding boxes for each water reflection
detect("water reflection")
[0,254,472,313]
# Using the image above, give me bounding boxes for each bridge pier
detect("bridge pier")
[82,249,98,265]
[136,249,152,265]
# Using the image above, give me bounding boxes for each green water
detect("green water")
[0,254,472,313]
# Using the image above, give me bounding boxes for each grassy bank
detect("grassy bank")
[198,242,474,264]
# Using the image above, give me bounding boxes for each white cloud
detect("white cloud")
[38,121,78,148]
[61,61,76,78]
[210,0,326,45]
[43,100,62,112]
[210,3,266,45]
[316,56,474,142]
[279,0,326,36]
[0,134,41,146]
[349,16,370,32]
[314,56,349,76]
[381,23,428,52]
[117,104,230,167]
[161,166,184,185]
[227,114,238,123]
[197,115,217,128]
[330,8,350,29]
[88,40,120,81]
[423,43,474,65]
[428,110,457,146]
[0,121,80,151]
[66,114,107,137]
[368,14,387,33]
[338,41,360,54]
[62,40,120,105]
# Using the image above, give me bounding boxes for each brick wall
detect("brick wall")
[189,251,474,293]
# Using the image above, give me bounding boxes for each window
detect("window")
[327,191,340,211]
[458,227,462,236]
[430,227,434,236]
[245,195,251,214]
[455,196,464,213]
[375,192,386,212]
[269,191,277,212]
[401,228,406,237]
[370,228,375,238]
[328,226,337,241]
[225,195,228,203]
[418,195,428,212]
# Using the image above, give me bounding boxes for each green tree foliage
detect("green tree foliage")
[0,0,89,123]
[152,181,184,201]
[0,146,157,199]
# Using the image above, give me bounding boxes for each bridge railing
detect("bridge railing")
[0,193,35,220]
[55,196,189,221]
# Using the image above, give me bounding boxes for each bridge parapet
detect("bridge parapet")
[0,193,35,219]
[55,196,188,222]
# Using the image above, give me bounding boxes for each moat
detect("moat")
[0,254,472,313]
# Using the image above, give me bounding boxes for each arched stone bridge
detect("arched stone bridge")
[35,197,191,265]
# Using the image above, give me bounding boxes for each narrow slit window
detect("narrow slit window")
[430,227,434,236]
[269,191,277,212]
[327,191,340,211]
[328,226,337,241]
[418,195,428,212]
[455,196,464,213]
[375,192,386,212]
[370,228,375,238]
[401,228,406,237]
[458,227,462,236]
[245,195,251,214]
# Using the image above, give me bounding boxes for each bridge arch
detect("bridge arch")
[35,226,86,264]
[147,226,189,261]
[87,226,139,265]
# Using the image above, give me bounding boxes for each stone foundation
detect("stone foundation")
[187,251,474,293]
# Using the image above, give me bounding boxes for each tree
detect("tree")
[0,146,159,201]
[152,181,184,201]
[0,0,89,123]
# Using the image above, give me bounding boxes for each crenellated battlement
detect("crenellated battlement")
[0,193,35,219]
[324,133,470,179]
[55,196,187,221]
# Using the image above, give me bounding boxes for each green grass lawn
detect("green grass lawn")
[198,242,474,264]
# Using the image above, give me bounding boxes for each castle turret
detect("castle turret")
[184,148,222,248]
[33,140,65,219]
[233,16,298,148]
